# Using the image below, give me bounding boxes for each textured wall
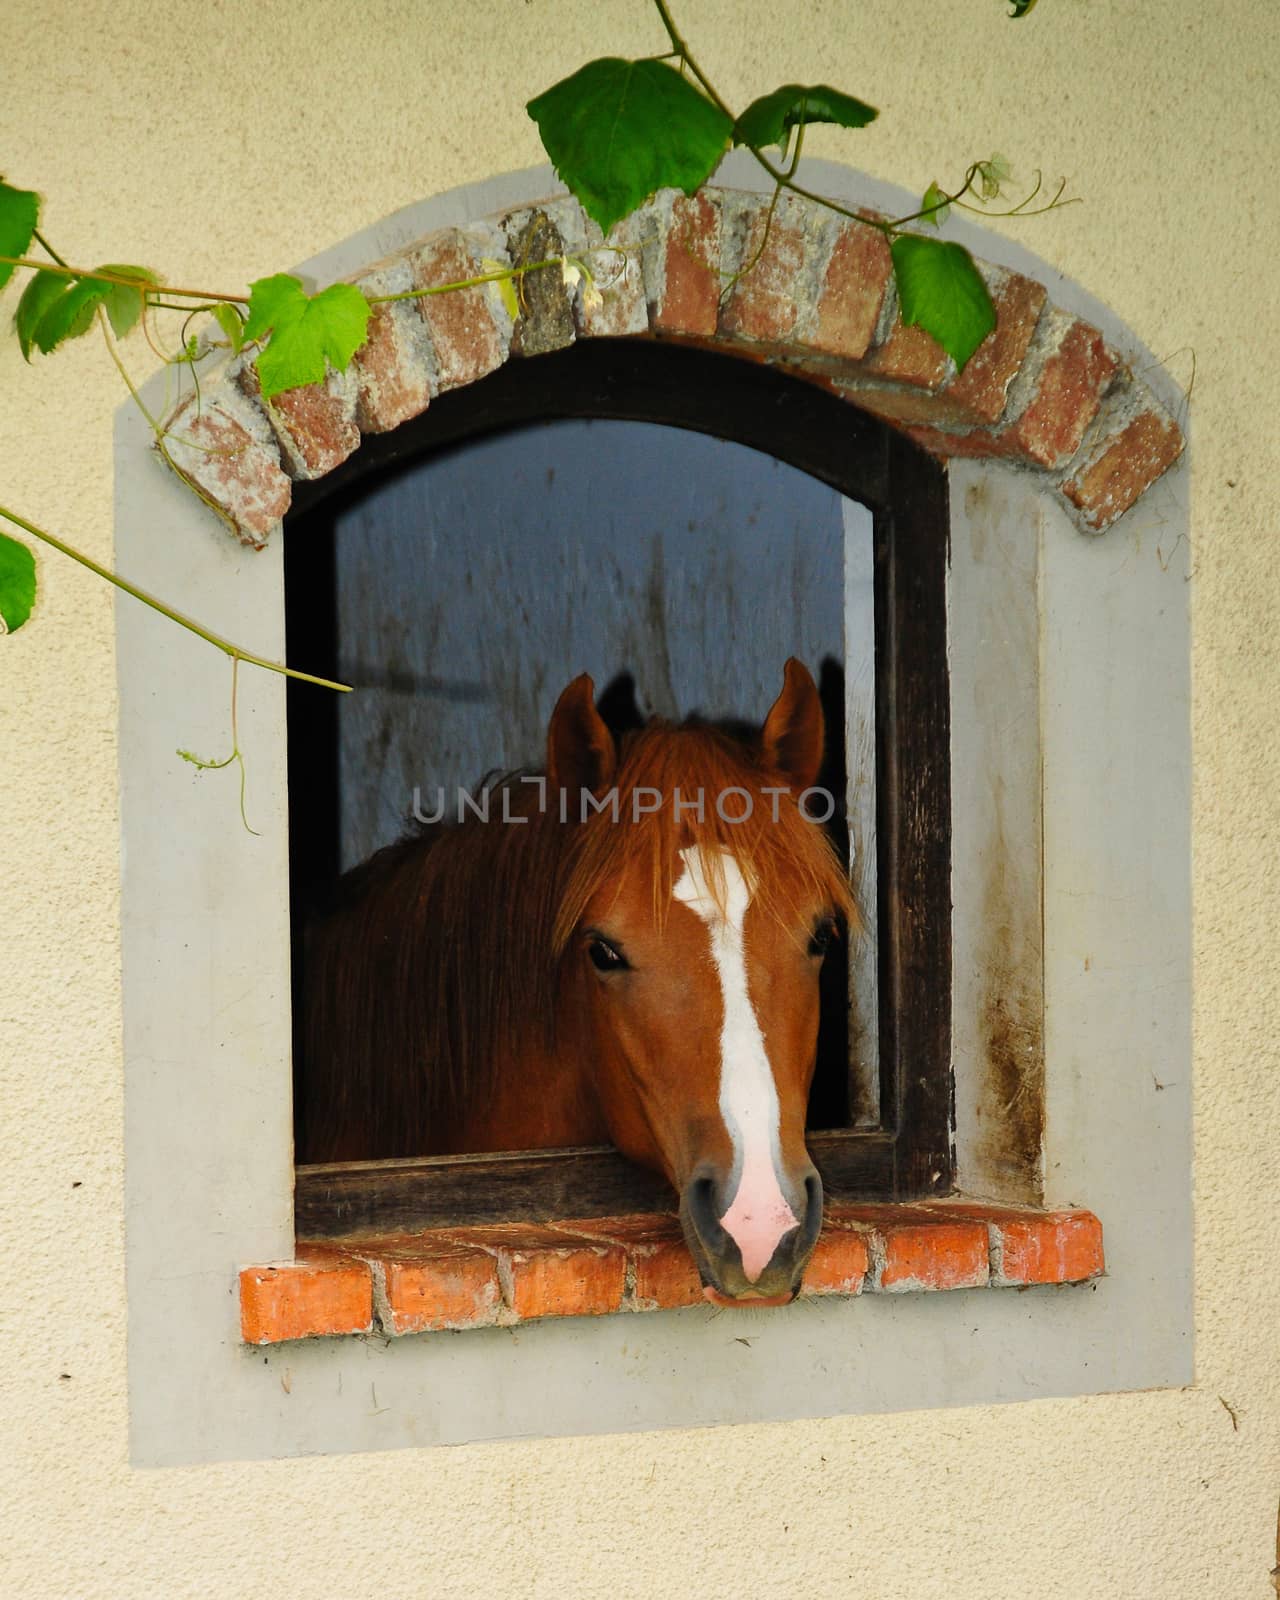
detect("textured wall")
[0,1,1275,1595]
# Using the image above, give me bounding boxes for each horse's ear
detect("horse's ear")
[547,674,617,796]
[761,658,824,792]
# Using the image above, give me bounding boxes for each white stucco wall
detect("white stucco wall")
[1,1,1275,1594]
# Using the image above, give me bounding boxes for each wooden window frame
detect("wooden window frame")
[285,338,952,1238]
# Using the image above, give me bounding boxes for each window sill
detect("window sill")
[240,1202,1104,1345]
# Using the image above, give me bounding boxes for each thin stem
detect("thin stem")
[367,253,579,305]
[719,181,784,303]
[652,0,733,118]
[650,1,893,234]
[177,655,260,834]
[765,168,892,233]
[0,502,352,693]
[785,117,807,180]
[99,309,167,438]
[953,174,1078,220]
[33,229,71,269]
[887,167,984,231]
[0,254,249,304]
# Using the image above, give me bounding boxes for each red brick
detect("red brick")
[904,421,1007,461]
[863,317,950,389]
[992,1209,1107,1286]
[886,1201,1104,1286]
[161,394,291,549]
[239,1246,372,1344]
[900,318,1117,471]
[1062,400,1185,532]
[882,1220,989,1291]
[827,1204,990,1292]
[808,215,893,361]
[236,360,359,480]
[576,221,649,339]
[802,1225,870,1296]
[994,1210,1105,1285]
[861,266,1045,424]
[354,1233,502,1333]
[1005,316,1116,468]
[553,1215,703,1311]
[842,381,966,429]
[941,268,1047,424]
[411,230,509,392]
[719,193,814,345]
[651,191,722,338]
[269,377,360,478]
[350,299,433,433]
[446,1224,626,1322]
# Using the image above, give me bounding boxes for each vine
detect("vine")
[0,0,1063,804]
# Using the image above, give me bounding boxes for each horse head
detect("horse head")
[550,661,854,1304]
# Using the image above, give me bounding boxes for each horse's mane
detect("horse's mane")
[300,719,856,1162]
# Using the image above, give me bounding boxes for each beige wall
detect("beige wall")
[1,1,1275,1594]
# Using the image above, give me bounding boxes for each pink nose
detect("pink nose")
[720,1181,798,1282]
[681,1164,823,1301]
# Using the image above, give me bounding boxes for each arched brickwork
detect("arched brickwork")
[161,186,1185,548]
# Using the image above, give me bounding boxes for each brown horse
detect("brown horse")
[301,660,856,1303]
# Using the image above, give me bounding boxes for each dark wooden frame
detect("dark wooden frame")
[286,339,952,1238]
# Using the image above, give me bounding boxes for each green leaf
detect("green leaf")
[0,531,36,635]
[14,268,66,360]
[527,57,732,236]
[920,181,950,229]
[27,275,103,352]
[97,263,159,338]
[890,234,996,371]
[0,178,40,294]
[211,300,245,352]
[243,273,306,344]
[480,257,520,323]
[733,84,878,151]
[15,262,159,355]
[1008,0,1039,14]
[246,274,372,399]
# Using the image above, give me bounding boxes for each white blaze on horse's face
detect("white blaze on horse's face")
[673,845,799,1283]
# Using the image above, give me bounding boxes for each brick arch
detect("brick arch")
[162,185,1184,548]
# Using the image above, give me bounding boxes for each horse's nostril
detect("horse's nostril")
[683,1172,728,1256]
[795,1167,824,1258]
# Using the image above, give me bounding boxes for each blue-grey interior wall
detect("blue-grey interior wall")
[331,419,847,868]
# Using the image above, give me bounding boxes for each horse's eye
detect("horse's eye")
[587,936,629,973]
[808,918,839,958]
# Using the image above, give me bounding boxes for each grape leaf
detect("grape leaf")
[733,84,878,151]
[527,58,732,236]
[0,179,40,294]
[890,234,995,371]
[0,531,36,635]
[246,274,372,400]
[15,263,158,355]
[97,263,159,338]
[14,268,66,360]
[920,182,950,228]
[211,301,245,352]
[481,256,520,323]
[30,275,102,351]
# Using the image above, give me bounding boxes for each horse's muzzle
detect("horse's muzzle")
[680,1163,824,1303]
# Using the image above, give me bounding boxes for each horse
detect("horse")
[300,659,856,1304]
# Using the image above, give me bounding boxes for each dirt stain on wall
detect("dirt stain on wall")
[974,790,1046,1197]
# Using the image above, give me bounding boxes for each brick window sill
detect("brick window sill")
[240,1202,1104,1345]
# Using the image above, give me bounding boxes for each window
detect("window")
[115,166,1190,1465]
[283,338,953,1237]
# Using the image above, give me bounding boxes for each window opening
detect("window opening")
[285,340,951,1234]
